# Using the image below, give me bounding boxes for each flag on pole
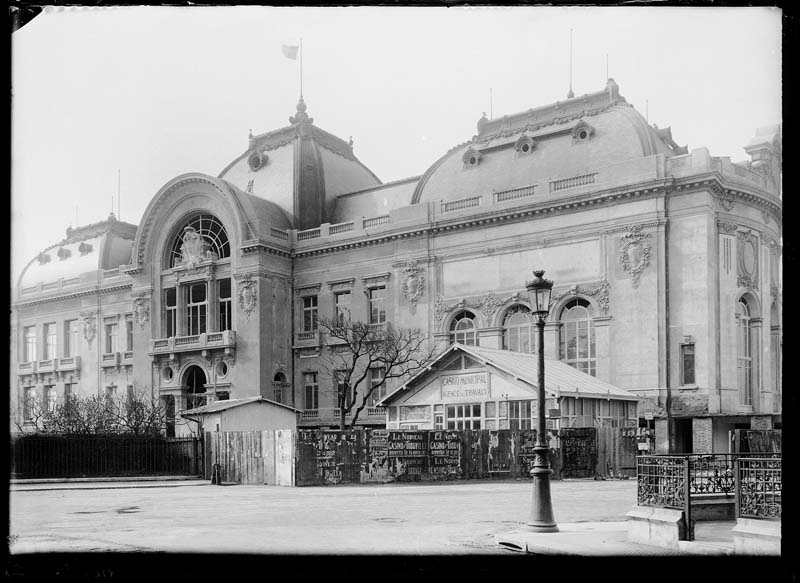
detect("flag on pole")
[282,45,299,60]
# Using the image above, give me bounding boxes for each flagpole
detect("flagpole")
[300,37,303,98]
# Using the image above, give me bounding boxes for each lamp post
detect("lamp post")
[525,269,558,532]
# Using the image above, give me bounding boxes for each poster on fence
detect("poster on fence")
[387,431,428,480]
[361,429,392,483]
[428,431,461,479]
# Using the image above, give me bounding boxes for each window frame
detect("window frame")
[104,321,118,355]
[302,295,319,333]
[367,285,387,325]
[449,311,478,346]
[559,299,597,377]
[503,305,535,353]
[43,322,57,361]
[446,402,482,429]
[334,290,352,326]
[680,342,696,386]
[303,372,319,410]
[23,326,36,363]
[218,278,232,332]
[186,282,208,336]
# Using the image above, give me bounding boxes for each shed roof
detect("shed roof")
[379,343,637,406]
[178,396,301,416]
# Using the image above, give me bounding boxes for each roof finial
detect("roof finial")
[289,96,313,125]
[567,28,574,99]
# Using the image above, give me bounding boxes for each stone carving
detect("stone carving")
[82,315,96,347]
[401,260,425,315]
[717,220,738,235]
[134,297,150,329]
[737,231,759,290]
[761,209,771,225]
[238,275,258,317]
[478,292,504,320]
[178,226,210,269]
[618,225,652,289]
[551,279,611,315]
[719,191,736,211]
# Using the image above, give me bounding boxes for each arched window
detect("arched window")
[450,311,478,346]
[168,214,230,268]
[737,298,753,406]
[770,302,780,400]
[273,372,288,404]
[503,306,534,353]
[560,299,596,376]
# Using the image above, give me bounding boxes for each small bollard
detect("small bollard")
[211,463,221,485]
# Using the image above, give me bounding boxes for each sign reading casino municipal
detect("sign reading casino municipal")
[440,372,490,400]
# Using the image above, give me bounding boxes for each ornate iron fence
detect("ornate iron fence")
[736,457,781,519]
[688,452,781,495]
[636,455,688,510]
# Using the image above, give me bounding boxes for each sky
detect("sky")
[10,6,782,283]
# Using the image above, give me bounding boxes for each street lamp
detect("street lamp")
[525,269,558,532]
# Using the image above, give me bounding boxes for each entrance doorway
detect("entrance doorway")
[184,366,207,410]
[674,418,693,453]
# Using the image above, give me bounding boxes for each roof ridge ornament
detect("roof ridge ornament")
[290,96,314,125]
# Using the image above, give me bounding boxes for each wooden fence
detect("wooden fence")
[596,427,654,478]
[10,435,201,478]
[204,430,294,485]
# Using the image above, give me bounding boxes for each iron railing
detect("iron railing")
[636,455,688,510]
[736,457,782,519]
[10,435,202,478]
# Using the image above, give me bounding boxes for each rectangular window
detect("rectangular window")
[126,384,134,402]
[23,326,37,363]
[104,322,118,354]
[302,296,318,332]
[368,286,386,324]
[64,319,79,358]
[23,387,36,420]
[680,343,695,385]
[46,386,57,413]
[335,370,352,408]
[165,288,177,338]
[64,383,73,402]
[507,400,532,430]
[219,278,232,331]
[163,395,175,438]
[186,282,208,335]
[334,291,351,326]
[368,367,386,405]
[43,323,57,360]
[303,372,319,410]
[446,403,482,430]
[125,314,134,351]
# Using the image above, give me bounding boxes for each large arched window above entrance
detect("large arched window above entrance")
[503,305,534,353]
[559,298,596,376]
[168,214,230,268]
[450,311,478,346]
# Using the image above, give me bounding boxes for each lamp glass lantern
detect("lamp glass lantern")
[526,269,554,320]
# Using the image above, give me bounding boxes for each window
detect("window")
[446,403,481,429]
[186,282,208,335]
[449,311,478,346]
[104,321,118,354]
[368,367,386,406]
[23,387,36,421]
[737,298,754,406]
[163,395,176,438]
[43,323,57,360]
[503,306,534,353]
[23,326,36,362]
[104,386,116,408]
[168,214,230,268]
[165,288,177,338]
[46,386,58,413]
[560,299,596,376]
[64,384,73,401]
[507,400,532,430]
[334,291,352,326]
[304,372,319,410]
[434,404,444,430]
[218,278,232,331]
[125,315,134,351]
[64,319,79,358]
[368,286,386,325]
[335,371,352,408]
[770,302,780,399]
[680,343,695,386]
[273,372,287,404]
[302,296,318,332]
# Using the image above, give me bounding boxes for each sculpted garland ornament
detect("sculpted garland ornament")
[133,298,150,329]
[82,315,96,347]
[401,260,425,315]
[618,225,652,289]
[237,275,257,318]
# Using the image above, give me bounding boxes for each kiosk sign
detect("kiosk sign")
[440,372,489,400]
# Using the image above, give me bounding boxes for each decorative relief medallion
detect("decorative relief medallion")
[82,314,96,347]
[718,191,736,211]
[237,274,258,318]
[737,231,759,290]
[617,225,652,289]
[133,298,150,329]
[401,260,425,315]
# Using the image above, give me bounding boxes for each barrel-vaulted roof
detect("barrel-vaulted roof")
[411,79,685,205]
[18,214,136,290]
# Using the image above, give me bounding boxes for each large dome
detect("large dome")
[412,80,684,205]
[219,98,381,230]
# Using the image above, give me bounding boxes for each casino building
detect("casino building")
[11,79,782,453]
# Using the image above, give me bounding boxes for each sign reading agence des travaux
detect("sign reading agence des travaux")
[440,372,489,400]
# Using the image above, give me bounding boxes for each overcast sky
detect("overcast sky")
[11,6,782,283]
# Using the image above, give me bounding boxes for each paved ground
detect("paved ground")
[9,478,637,555]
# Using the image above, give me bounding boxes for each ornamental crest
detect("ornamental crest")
[82,315,96,347]
[133,298,150,328]
[718,191,736,211]
[618,225,651,289]
[736,231,759,291]
[401,260,425,314]
[238,275,257,317]
[478,292,503,320]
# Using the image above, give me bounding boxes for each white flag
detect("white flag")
[282,45,299,60]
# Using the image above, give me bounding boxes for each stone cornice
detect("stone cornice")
[14,283,132,309]
[239,239,292,258]
[671,174,782,225]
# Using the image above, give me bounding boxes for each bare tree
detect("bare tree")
[318,317,437,431]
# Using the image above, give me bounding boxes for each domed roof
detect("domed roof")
[412,80,684,205]
[219,98,381,230]
[18,214,136,291]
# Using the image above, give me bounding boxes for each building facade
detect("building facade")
[12,80,782,452]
